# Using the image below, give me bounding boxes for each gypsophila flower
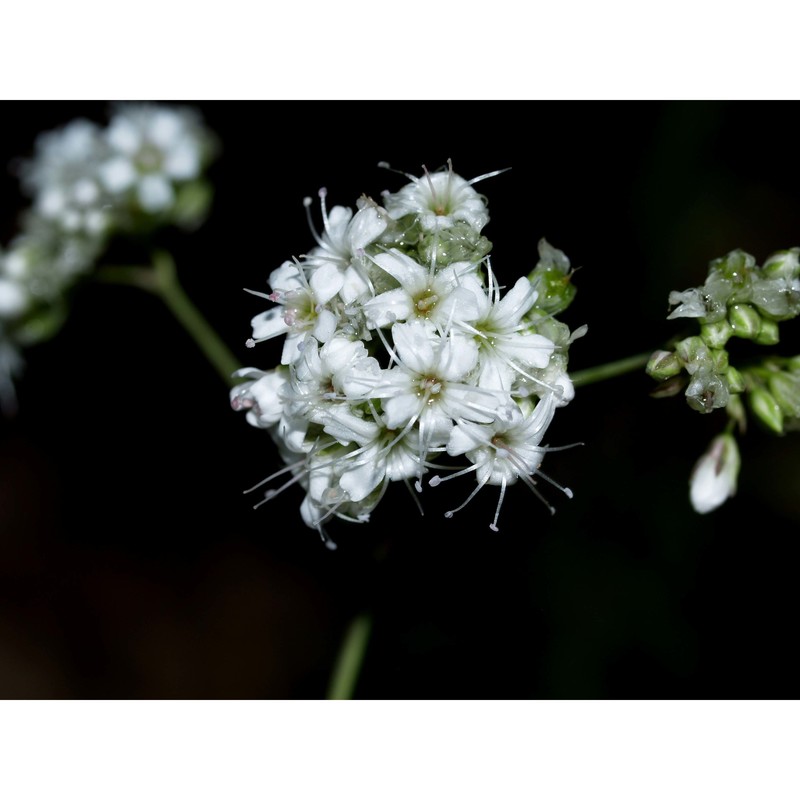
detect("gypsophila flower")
[0,103,219,416]
[19,118,112,238]
[232,162,584,545]
[99,103,217,227]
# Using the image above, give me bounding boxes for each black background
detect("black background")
[1,100,799,699]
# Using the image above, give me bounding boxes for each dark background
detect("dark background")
[1,101,799,699]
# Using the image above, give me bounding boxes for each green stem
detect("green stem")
[326,612,373,700]
[570,351,653,388]
[97,252,243,387]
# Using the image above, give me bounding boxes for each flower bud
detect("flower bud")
[700,320,733,348]
[768,371,800,418]
[761,248,800,280]
[675,336,711,371]
[528,238,576,315]
[726,366,746,394]
[748,386,784,434]
[686,368,730,413]
[646,349,682,380]
[689,433,740,514]
[753,319,780,346]
[728,303,762,339]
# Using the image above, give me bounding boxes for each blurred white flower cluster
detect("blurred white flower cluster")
[232,162,585,546]
[0,103,217,414]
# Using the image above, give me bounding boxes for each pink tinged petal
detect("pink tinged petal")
[251,307,287,339]
[364,288,414,328]
[371,249,426,290]
[137,174,174,212]
[309,262,344,305]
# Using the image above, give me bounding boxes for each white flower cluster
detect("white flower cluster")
[232,162,585,547]
[0,103,217,414]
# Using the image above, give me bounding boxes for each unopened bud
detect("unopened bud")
[726,366,746,394]
[754,319,780,346]
[768,371,800,418]
[689,433,741,514]
[646,349,682,380]
[748,386,784,434]
[728,303,762,339]
[762,248,800,279]
[675,336,711,371]
[726,394,747,432]
[700,319,733,348]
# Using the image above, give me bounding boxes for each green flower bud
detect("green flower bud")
[787,355,800,374]
[710,348,729,373]
[529,267,577,315]
[419,221,492,266]
[748,386,784,434]
[700,319,733,348]
[649,375,687,399]
[675,336,711,369]
[761,248,800,279]
[686,368,730,413]
[646,349,683,380]
[709,248,756,285]
[528,238,576,315]
[753,319,780,346]
[726,366,746,394]
[728,303,762,339]
[768,371,800,418]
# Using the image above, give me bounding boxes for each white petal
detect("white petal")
[107,117,142,155]
[309,262,344,305]
[100,157,137,193]
[137,174,175,212]
[164,141,201,180]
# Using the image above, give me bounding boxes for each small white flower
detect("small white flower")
[100,103,213,214]
[381,160,505,233]
[363,248,479,330]
[20,118,111,237]
[456,269,555,392]
[689,432,740,513]
[430,393,569,530]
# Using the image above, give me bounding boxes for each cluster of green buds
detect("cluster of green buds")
[646,247,800,512]
[647,247,800,424]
